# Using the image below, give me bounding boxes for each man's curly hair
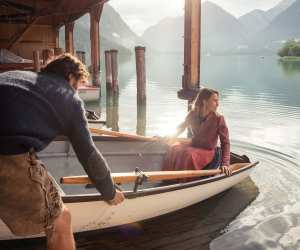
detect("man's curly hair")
[41,53,89,83]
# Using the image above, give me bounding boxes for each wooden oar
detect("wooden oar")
[61,162,255,185]
[89,127,157,142]
[89,127,189,144]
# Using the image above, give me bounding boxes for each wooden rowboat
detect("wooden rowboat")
[0,135,258,240]
[78,85,100,102]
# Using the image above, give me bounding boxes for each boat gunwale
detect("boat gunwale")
[62,162,259,203]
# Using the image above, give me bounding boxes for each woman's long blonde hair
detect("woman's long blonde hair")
[191,88,219,112]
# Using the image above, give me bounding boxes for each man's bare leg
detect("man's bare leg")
[47,206,75,250]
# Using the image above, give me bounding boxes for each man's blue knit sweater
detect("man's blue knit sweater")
[0,70,115,200]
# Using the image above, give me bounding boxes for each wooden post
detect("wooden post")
[54,47,64,56]
[105,50,113,91]
[33,51,40,72]
[137,104,146,136]
[135,46,146,104]
[112,93,119,132]
[55,28,60,48]
[65,21,75,54]
[110,49,119,94]
[106,90,114,128]
[42,49,54,65]
[76,50,86,64]
[179,0,201,100]
[89,4,103,86]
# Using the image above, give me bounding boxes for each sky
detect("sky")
[109,0,283,35]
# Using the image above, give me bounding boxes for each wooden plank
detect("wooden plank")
[0,63,34,72]
[61,163,254,185]
[7,18,37,50]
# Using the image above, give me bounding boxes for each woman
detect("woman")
[163,88,232,176]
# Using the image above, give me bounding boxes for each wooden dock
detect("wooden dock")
[0,177,258,250]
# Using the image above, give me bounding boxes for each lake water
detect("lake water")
[87,54,300,250]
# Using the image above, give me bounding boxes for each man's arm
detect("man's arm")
[67,99,116,200]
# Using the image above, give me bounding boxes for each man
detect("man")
[0,54,125,250]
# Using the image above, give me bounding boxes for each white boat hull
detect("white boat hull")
[0,138,257,240]
[78,87,99,102]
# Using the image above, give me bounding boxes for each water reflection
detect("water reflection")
[86,54,300,250]
[106,90,119,131]
[278,59,300,77]
[136,103,146,136]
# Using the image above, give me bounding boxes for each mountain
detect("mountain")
[258,0,300,49]
[142,1,248,54]
[238,0,295,35]
[202,1,248,53]
[239,10,271,34]
[60,4,141,64]
[265,0,296,20]
[141,17,184,53]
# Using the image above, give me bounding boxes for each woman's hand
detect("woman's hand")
[220,165,233,176]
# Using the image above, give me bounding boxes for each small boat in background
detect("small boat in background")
[78,85,100,102]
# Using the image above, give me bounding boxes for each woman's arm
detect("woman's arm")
[219,115,230,167]
[171,111,194,138]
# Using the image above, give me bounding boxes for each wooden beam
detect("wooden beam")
[1,0,34,13]
[7,18,37,50]
[89,3,104,86]
[181,0,201,93]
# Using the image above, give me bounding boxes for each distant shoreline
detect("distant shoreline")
[279,56,300,62]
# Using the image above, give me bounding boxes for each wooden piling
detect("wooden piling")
[106,90,114,128]
[65,21,75,55]
[135,46,146,104]
[76,50,86,64]
[110,49,119,93]
[137,104,146,136]
[112,93,119,131]
[33,50,40,72]
[89,4,103,86]
[54,48,63,57]
[178,0,201,100]
[105,50,112,91]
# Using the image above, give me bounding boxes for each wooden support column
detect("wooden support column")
[105,50,112,90]
[76,51,86,64]
[137,104,146,136]
[110,50,119,93]
[33,51,40,72]
[135,46,146,104]
[179,0,201,100]
[89,4,103,86]
[55,28,60,48]
[65,21,74,54]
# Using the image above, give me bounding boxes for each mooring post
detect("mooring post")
[106,90,113,128]
[135,46,146,104]
[110,49,119,94]
[76,50,86,64]
[137,104,146,136]
[105,50,113,91]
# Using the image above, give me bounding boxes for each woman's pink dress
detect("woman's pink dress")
[163,111,230,171]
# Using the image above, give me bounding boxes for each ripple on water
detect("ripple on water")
[210,142,300,250]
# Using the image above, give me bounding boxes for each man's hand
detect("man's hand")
[107,190,125,205]
[220,165,233,176]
